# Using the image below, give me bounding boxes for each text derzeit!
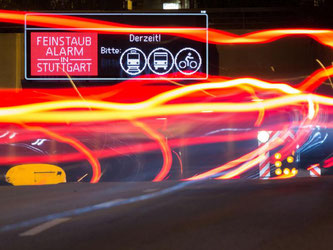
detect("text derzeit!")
[129,34,161,42]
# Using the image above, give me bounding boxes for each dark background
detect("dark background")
[1,0,333,31]
[0,0,332,11]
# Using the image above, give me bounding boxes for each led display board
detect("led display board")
[25,13,208,81]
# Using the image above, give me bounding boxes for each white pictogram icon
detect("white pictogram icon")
[175,48,201,75]
[127,50,140,73]
[178,52,197,69]
[154,52,168,70]
[148,48,175,75]
[120,47,147,75]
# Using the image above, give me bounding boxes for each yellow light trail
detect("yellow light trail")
[0,93,330,123]
[0,78,324,182]
[217,155,266,179]
[185,130,287,181]
[0,78,301,118]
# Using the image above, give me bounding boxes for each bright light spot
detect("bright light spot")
[31,139,48,146]
[307,95,315,119]
[163,3,180,9]
[0,131,9,138]
[274,153,282,160]
[287,156,294,163]
[9,132,16,139]
[291,168,298,175]
[156,117,167,120]
[257,131,270,143]
[275,168,282,175]
[275,161,282,168]
[283,168,290,175]
[201,110,213,113]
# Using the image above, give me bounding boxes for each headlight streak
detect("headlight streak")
[190,126,307,181]
[0,78,301,118]
[184,130,287,181]
[0,129,261,165]
[298,131,328,154]
[217,155,267,180]
[0,93,331,124]
[272,119,315,168]
[307,95,315,120]
[0,11,333,182]
[0,77,329,182]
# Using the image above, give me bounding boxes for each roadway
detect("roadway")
[0,177,332,250]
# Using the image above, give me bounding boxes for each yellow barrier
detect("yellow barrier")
[6,164,66,186]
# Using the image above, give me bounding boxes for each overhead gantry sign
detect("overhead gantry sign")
[25,13,208,81]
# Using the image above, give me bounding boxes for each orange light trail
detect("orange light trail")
[0,77,312,126]
[0,93,329,123]
[298,66,333,91]
[20,124,101,183]
[185,127,296,181]
[218,155,267,180]
[1,10,333,47]
[270,172,297,179]
[1,10,333,181]
[0,78,300,116]
[0,81,325,181]
[0,77,325,182]
[132,121,172,182]
[0,75,324,182]
[0,128,263,166]
[307,164,320,171]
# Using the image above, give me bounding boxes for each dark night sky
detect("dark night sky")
[0,0,331,10]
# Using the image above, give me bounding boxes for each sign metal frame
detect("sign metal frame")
[24,13,209,81]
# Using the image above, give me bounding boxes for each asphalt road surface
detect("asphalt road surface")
[0,177,333,250]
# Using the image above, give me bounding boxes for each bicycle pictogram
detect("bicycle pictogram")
[175,48,202,75]
[178,52,198,69]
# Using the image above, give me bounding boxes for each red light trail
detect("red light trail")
[0,10,332,182]
[0,77,328,182]
[1,10,333,47]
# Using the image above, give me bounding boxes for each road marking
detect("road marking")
[92,198,124,209]
[1,181,193,234]
[19,218,71,236]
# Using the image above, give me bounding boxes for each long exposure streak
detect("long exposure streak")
[0,10,333,47]
[0,10,332,182]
